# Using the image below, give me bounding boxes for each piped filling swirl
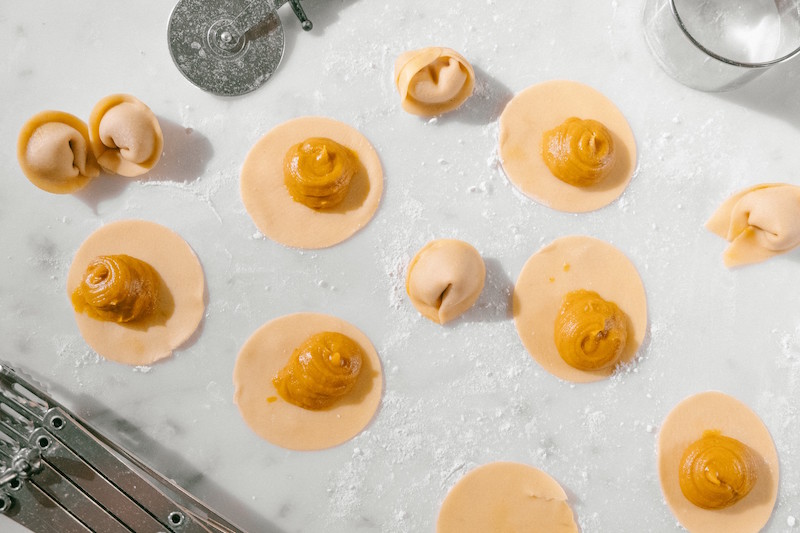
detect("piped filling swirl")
[554,289,628,371]
[679,430,758,510]
[283,137,358,209]
[71,254,159,323]
[273,331,364,410]
[542,117,616,187]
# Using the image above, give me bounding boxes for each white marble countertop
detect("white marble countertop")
[2,1,800,531]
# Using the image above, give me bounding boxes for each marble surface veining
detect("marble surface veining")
[2,1,800,532]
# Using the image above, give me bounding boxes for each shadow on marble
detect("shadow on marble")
[173,259,211,356]
[436,65,515,127]
[455,257,514,325]
[146,117,214,183]
[278,0,361,73]
[762,513,779,533]
[302,0,361,36]
[626,312,654,374]
[73,173,134,213]
[561,484,584,532]
[42,386,286,533]
[74,117,213,213]
[716,54,800,132]
[781,246,800,265]
[342,346,386,434]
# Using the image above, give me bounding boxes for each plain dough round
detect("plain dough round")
[499,80,637,213]
[513,235,647,383]
[437,461,578,533]
[233,312,383,451]
[66,220,205,365]
[240,116,384,249]
[17,110,100,194]
[406,239,485,324]
[657,391,779,533]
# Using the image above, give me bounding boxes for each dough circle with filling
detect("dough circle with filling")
[66,220,205,365]
[17,110,100,194]
[499,80,636,213]
[240,116,383,249]
[658,391,779,533]
[233,312,383,450]
[513,235,647,382]
[437,461,578,533]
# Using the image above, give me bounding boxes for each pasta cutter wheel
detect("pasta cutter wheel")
[168,0,312,96]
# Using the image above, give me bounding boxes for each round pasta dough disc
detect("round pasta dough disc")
[66,220,205,365]
[437,461,578,533]
[513,235,647,383]
[657,391,779,533]
[499,80,636,213]
[240,116,383,249]
[233,312,383,451]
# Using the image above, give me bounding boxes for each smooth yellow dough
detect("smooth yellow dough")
[240,116,384,249]
[89,94,163,177]
[66,220,205,365]
[513,236,647,383]
[658,391,779,533]
[437,462,579,533]
[233,313,383,451]
[17,110,100,194]
[394,47,475,116]
[406,239,485,324]
[499,80,636,213]
[706,183,800,267]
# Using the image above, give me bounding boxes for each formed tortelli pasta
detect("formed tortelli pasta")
[394,47,475,116]
[89,94,163,177]
[17,110,100,193]
[406,239,485,324]
[706,183,800,267]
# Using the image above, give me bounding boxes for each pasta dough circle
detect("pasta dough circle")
[658,391,779,533]
[233,313,383,450]
[17,110,100,194]
[499,80,636,213]
[89,94,163,177]
[437,462,578,533]
[513,235,647,383]
[406,239,485,324]
[240,117,383,249]
[66,220,205,365]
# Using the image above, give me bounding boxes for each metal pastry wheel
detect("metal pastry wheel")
[168,0,313,96]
